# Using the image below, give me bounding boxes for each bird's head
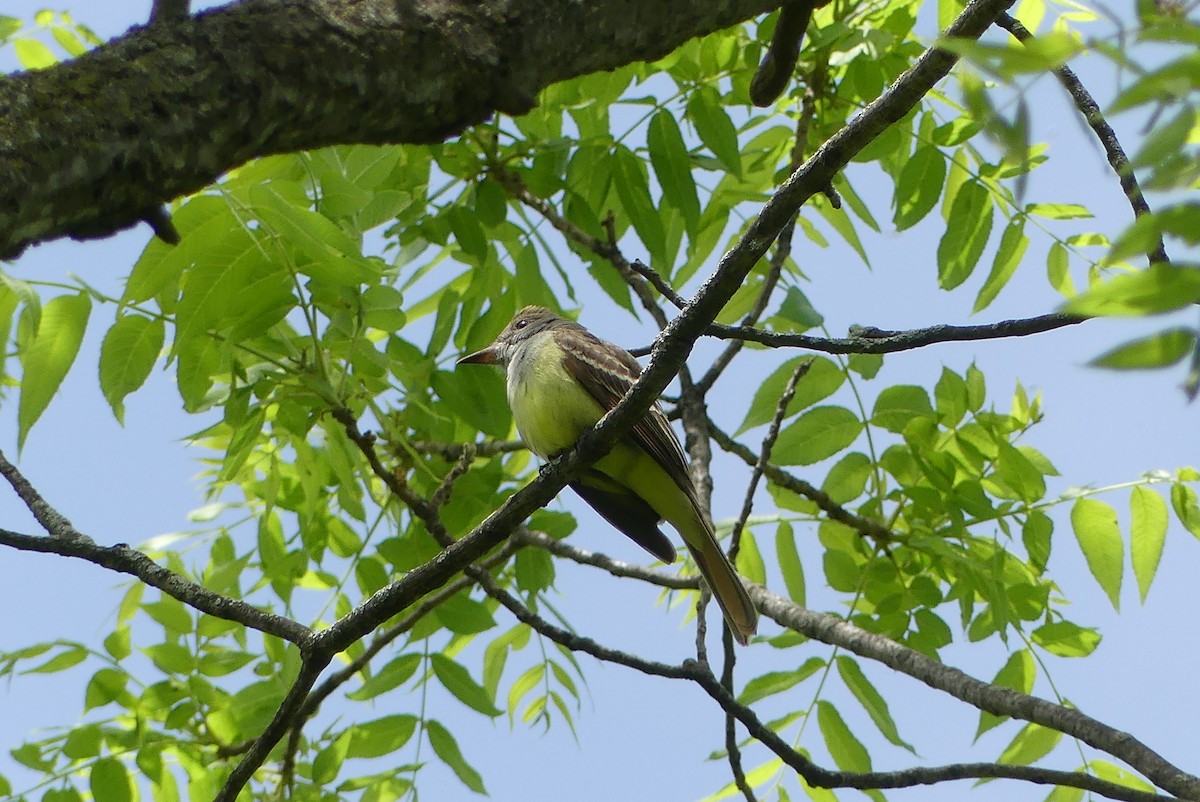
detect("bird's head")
[457,305,567,366]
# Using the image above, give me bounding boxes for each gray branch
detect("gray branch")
[0,0,786,258]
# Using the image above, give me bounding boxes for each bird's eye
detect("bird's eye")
[514,319,528,329]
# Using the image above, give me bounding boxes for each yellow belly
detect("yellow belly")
[507,335,605,458]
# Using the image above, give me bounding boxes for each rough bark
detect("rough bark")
[0,0,784,258]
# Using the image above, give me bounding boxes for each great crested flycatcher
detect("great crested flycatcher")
[458,306,758,644]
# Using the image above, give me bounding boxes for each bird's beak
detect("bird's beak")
[457,343,501,365]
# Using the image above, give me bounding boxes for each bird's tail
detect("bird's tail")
[685,527,758,645]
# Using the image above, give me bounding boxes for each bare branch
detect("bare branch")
[215,656,330,802]
[687,663,1182,802]
[706,311,1088,353]
[729,359,814,559]
[749,0,815,106]
[2,0,798,257]
[514,527,694,589]
[0,450,92,542]
[752,586,1200,799]
[0,527,312,645]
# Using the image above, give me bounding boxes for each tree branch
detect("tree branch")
[995,13,1168,266]
[215,655,331,802]
[0,0,789,258]
[687,664,1181,802]
[752,586,1200,799]
[706,311,1088,353]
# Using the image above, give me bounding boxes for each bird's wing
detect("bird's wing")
[556,328,698,505]
[569,475,677,564]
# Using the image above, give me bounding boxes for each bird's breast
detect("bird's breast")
[507,335,605,459]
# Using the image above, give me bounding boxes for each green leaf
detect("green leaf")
[427,719,488,794]
[736,357,844,435]
[893,146,946,230]
[515,547,555,592]
[85,668,127,710]
[998,722,1062,765]
[738,658,824,705]
[1088,328,1196,370]
[99,315,164,424]
[1032,620,1100,657]
[1022,510,1052,573]
[735,529,767,585]
[817,701,871,772]
[775,406,864,465]
[871,385,934,433]
[821,452,872,505]
[435,592,497,635]
[1065,264,1200,317]
[22,644,87,674]
[1130,486,1167,602]
[1026,203,1093,220]
[836,657,914,751]
[771,286,824,331]
[312,731,351,786]
[14,38,57,69]
[431,654,502,717]
[435,367,511,438]
[1112,51,1200,112]
[775,522,807,605]
[1070,498,1123,610]
[612,144,666,264]
[687,87,742,179]
[976,650,1035,738]
[937,181,993,290]
[89,758,133,802]
[347,714,418,758]
[1088,759,1158,793]
[1047,241,1074,297]
[1171,483,1200,539]
[974,219,1028,312]
[17,292,91,450]
[647,110,701,233]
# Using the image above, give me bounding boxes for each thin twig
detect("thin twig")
[706,311,1087,353]
[729,359,815,560]
[0,527,312,644]
[513,527,693,589]
[409,439,525,458]
[430,442,475,509]
[996,13,1169,266]
[708,418,895,545]
[629,259,687,311]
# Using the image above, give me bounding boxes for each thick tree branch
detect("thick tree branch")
[0,0,787,258]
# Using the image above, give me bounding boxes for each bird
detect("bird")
[457,305,758,644]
